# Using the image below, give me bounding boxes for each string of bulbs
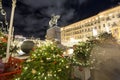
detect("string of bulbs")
[0,0,8,33]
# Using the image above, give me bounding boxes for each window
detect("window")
[112,15,115,18]
[98,26,101,29]
[106,17,110,20]
[103,24,105,27]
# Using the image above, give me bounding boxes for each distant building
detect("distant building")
[61,5,120,46]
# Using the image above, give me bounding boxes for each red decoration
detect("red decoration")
[0,60,4,73]
[0,57,24,80]
[1,38,7,43]
[53,61,57,64]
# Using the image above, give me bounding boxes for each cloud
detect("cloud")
[20,0,66,9]
[2,0,88,39]
[3,0,108,39]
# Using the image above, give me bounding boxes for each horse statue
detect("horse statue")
[49,14,60,28]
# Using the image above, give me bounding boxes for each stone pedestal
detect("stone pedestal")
[46,26,61,42]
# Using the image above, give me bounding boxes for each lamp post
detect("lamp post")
[6,0,16,60]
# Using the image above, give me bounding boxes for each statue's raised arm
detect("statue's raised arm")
[49,14,60,28]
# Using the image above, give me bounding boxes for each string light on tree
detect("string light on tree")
[14,42,71,80]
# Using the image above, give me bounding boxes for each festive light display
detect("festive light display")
[15,41,71,80]
[72,40,95,67]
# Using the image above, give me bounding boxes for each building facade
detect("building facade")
[61,5,120,46]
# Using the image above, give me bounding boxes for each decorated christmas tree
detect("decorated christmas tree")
[15,41,71,80]
[73,40,95,67]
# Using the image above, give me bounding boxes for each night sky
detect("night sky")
[1,0,120,39]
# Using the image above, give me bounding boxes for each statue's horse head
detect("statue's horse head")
[49,15,60,28]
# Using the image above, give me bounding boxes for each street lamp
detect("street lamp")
[6,0,16,61]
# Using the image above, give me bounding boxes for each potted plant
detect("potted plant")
[73,40,94,67]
